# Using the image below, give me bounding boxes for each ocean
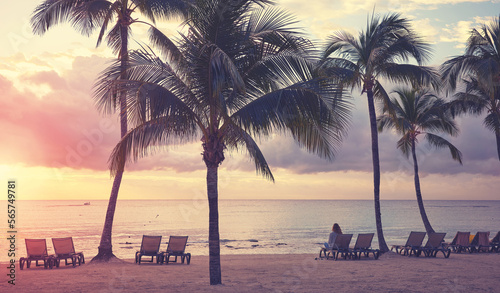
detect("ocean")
[3,200,500,263]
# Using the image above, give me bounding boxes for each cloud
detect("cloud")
[230,92,500,178]
[410,18,440,44]
[440,20,474,48]
[0,54,122,171]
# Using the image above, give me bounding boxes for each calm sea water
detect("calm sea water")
[2,200,499,262]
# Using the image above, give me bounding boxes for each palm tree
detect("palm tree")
[319,13,439,252]
[441,15,500,161]
[94,0,351,285]
[377,87,462,234]
[30,0,188,261]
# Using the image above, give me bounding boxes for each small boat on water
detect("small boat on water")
[83,202,91,206]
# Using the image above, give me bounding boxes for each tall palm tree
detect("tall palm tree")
[441,15,500,161]
[319,13,439,252]
[94,0,351,285]
[30,0,188,261]
[377,87,462,234]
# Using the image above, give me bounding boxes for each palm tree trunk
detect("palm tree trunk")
[366,88,389,252]
[495,130,500,161]
[411,140,435,234]
[92,22,129,262]
[207,166,222,285]
[94,165,123,261]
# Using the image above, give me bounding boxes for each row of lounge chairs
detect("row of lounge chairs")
[136,235,191,265]
[445,231,500,253]
[319,233,380,260]
[391,232,451,258]
[391,230,500,258]
[20,237,84,270]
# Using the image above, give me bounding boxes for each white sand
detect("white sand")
[2,252,499,292]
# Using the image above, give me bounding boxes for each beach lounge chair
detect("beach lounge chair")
[413,233,450,258]
[162,236,191,264]
[324,234,353,260]
[19,239,54,270]
[349,233,380,260]
[445,231,472,253]
[490,231,500,252]
[52,237,85,267]
[470,232,490,253]
[135,235,163,264]
[391,231,426,256]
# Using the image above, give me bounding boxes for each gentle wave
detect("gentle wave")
[4,200,500,262]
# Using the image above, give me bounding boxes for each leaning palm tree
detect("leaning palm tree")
[441,15,500,161]
[318,12,439,252]
[30,0,188,261]
[377,87,462,235]
[94,0,351,285]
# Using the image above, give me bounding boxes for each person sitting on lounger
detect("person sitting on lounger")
[325,223,343,249]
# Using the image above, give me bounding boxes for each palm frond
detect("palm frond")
[396,133,412,158]
[425,133,463,164]
[323,31,360,61]
[376,114,395,132]
[380,63,441,91]
[133,0,189,22]
[31,0,83,35]
[148,26,184,64]
[223,122,274,181]
[106,22,131,57]
[109,115,199,175]
[72,0,112,36]
[233,79,351,160]
[483,112,500,133]
[96,1,119,47]
[247,6,300,37]
[316,57,360,89]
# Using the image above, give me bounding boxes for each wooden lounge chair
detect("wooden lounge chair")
[413,233,450,258]
[162,236,191,264]
[324,234,353,260]
[349,233,380,260]
[470,232,490,253]
[445,231,472,253]
[52,237,85,267]
[391,231,426,256]
[19,239,54,270]
[490,231,500,253]
[135,235,162,264]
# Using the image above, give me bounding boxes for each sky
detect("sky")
[0,0,499,201]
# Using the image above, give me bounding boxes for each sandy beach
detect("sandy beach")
[2,252,499,292]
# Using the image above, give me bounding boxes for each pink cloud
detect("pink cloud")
[23,70,68,91]
[0,56,121,171]
[0,55,207,173]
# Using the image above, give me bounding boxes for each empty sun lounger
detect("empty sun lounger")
[162,236,191,264]
[135,235,163,264]
[350,233,380,260]
[52,237,85,267]
[391,232,426,256]
[470,232,490,253]
[413,233,450,258]
[445,231,472,253]
[19,239,54,270]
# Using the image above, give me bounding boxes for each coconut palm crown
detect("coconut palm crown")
[441,15,500,161]
[377,87,462,234]
[94,0,351,285]
[318,12,440,252]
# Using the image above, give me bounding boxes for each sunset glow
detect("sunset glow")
[2,0,499,200]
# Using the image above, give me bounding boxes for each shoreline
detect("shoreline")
[2,252,499,292]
